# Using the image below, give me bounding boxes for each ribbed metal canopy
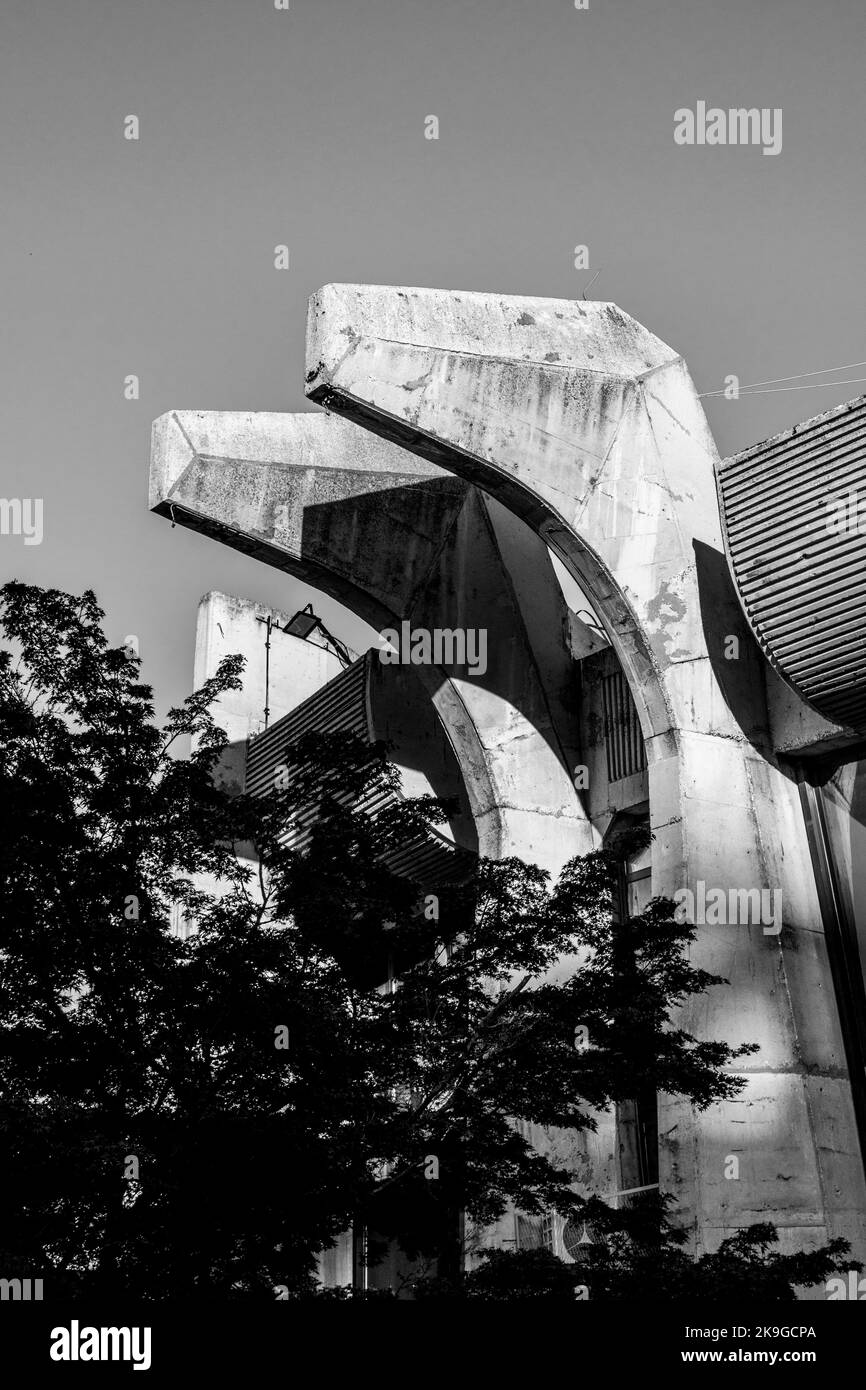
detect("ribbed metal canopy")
[245,651,471,886]
[718,394,866,734]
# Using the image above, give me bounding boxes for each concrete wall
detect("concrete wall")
[305,282,866,1274]
[149,283,866,1290]
[152,410,593,879]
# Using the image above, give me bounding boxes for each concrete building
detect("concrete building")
[150,286,866,1294]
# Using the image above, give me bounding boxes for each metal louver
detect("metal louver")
[245,650,472,887]
[717,394,866,734]
[602,669,647,783]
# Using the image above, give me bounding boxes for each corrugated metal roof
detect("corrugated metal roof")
[246,650,472,887]
[717,394,866,734]
[245,657,371,802]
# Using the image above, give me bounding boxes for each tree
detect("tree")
[413,1201,853,1301]
[0,582,853,1300]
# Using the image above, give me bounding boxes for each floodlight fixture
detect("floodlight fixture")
[284,604,320,640]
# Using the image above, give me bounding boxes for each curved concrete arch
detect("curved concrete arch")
[150,408,592,875]
[305,283,866,1263]
[305,286,768,767]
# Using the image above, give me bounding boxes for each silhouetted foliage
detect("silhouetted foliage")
[0,582,850,1300]
[414,1194,853,1300]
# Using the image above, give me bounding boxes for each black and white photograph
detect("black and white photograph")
[2,0,865,1371]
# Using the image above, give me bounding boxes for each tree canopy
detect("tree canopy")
[0,581,852,1300]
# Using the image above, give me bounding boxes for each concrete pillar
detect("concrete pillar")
[305,283,866,1268]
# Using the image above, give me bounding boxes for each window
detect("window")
[602,669,647,784]
[606,812,659,1195]
[622,840,652,919]
[539,1210,556,1254]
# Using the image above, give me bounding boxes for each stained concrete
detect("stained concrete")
[304,283,866,1267]
[153,404,620,1263]
[151,408,593,878]
[147,282,866,1281]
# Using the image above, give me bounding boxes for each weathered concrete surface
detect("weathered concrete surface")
[766,663,861,760]
[151,411,462,632]
[195,591,344,794]
[151,408,592,878]
[153,404,616,1259]
[305,288,764,744]
[305,283,866,1266]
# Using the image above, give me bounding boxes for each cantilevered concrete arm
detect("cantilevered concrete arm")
[304,283,866,1263]
[150,407,591,874]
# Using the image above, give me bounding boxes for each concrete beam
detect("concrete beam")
[305,285,765,748]
[150,408,592,876]
[305,283,866,1265]
[151,410,464,631]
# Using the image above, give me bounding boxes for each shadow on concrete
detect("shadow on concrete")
[694,538,774,754]
[300,478,581,787]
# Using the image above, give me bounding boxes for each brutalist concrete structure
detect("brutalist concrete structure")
[150,286,866,1293]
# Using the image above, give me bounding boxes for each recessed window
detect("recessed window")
[602,670,647,784]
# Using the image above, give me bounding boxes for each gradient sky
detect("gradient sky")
[3,0,865,715]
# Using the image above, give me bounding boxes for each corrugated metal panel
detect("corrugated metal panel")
[245,657,370,800]
[717,394,866,733]
[246,650,471,886]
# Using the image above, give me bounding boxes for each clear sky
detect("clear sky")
[3,0,865,715]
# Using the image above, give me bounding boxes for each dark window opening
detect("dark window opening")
[602,669,647,784]
[607,810,659,1196]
